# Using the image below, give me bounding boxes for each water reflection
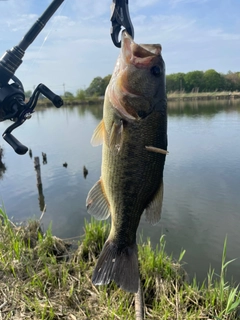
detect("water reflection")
[83,166,88,179]
[0,99,239,285]
[162,99,240,283]
[36,103,103,121]
[42,152,47,164]
[168,98,240,118]
[77,103,103,120]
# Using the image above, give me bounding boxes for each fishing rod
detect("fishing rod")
[0,0,65,155]
[0,0,133,155]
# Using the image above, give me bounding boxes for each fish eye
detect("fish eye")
[151,66,161,77]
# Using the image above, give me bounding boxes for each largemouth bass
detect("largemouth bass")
[86,31,167,293]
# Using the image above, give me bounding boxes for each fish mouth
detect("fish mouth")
[117,31,162,117]
[108,32,163,121]
[121,31,162,68]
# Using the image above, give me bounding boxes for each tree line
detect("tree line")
[24,70,240,99]
[166,69,240,93]
[24,75,112,101]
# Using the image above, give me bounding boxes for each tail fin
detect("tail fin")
[92,240,139,293]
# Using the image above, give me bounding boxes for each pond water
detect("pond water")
[0,99,240,285]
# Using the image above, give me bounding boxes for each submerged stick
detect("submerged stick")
[39,204,47,221]
[34,157,42,185]
[135,278,144,320]
[34,156,45,211]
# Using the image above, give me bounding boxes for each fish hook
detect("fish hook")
[110,0,134,48]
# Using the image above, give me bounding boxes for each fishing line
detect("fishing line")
[29,0,69,69]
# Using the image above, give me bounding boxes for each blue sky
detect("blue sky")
[0,0,239,95]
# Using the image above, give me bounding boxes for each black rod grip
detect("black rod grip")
[3,132,28,155]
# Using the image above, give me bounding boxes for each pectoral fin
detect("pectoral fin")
[145,146,169,155]
[91,120,106,146]
[86,179,110,220]
[109,120,123,152]
[144,179,164,225]
[91,119,124,152]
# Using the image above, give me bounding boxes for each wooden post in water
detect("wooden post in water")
[34,157,45,212]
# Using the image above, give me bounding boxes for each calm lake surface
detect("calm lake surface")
[0,99,240,284]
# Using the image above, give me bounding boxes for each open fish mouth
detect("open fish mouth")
[121,31,162,69]
[108,31,165,121]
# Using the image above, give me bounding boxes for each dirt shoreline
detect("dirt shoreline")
[167,92,240,101]
[34,91,240,107]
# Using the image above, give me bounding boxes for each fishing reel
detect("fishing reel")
[0,78,63,155]
[0,0,64,155]
[0,0,134,154]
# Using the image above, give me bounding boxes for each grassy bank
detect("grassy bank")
[35,91,240,107]
[36,96,103,107]
[0,209,240,319]
[167,91,240,101]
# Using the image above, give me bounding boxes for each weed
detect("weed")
[0,208,240,319]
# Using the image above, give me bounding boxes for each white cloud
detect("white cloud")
[170,0,208,5]
[208,28,240,41]
[69,0,109,19]
[0,0,239,94]
[131,0,160,10]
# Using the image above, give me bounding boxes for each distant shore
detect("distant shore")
[35,91,240,107]
[167,91,240,101]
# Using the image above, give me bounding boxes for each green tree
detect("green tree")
[223,71,240,91]
[76,89,86,100]
[64,91,74,99]
[166,73,186,92]
[166,74,176,92]
[103,74,112,90]
[184,71,204,92]
[203,69,224,91]
[24,90,32,98]
[85,75,112,97]
[85,77,105,96]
